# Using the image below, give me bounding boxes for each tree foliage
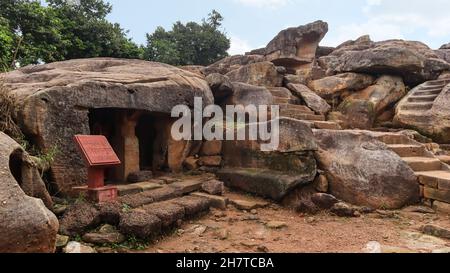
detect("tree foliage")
[0,17,14,71]
[0,2,230,69]
[145,10,230,66]
[0,0,143,69]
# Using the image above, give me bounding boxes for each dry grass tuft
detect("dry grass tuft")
[0,76,25,143]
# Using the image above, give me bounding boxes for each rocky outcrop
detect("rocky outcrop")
[287,83,331,115]
[206,73,233,103]
[9,151,53,209]
[225,62,284,87]
[223,82,274,108]
[436,43,450,64]
[0,132,59,253]
[3,58,214,194]
[394,78,450,143]
[308,73,375,100]
[313,130,420,209]
[264,21,328,70]
[218,118,317,201]
[320,38,450,85]
[333,75,406,129]
[203,55,265,75]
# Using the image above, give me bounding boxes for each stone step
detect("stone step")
[401,102,434,111]
[414,89,442,96]
[437,155,450,165]
[416,171,450,190]
[273,97,291,105]
[407,95,438,103]
[313,121,342,130]
[390,112,431,123]
[280,105,314,114]
[423,187,450,203]
[118,176,210,207]
[403,157,443,172]
[119,195,214,239]
[387,144,426,157]
[418,85,444,91]
[269,88,292,98]
[119,186,183,208]
[425,80,450,87]
[281,113,326,121]
[116,182,163,196]
[375,134,412,145]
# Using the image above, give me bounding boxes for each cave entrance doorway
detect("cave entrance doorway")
[88,108,171,184]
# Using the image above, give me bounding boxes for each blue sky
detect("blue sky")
[105,0,450,54]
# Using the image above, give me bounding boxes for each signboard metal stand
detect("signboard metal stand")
[73,135,121,203]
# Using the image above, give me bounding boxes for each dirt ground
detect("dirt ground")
[140,191,450,253]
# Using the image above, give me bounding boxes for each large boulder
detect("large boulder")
[313,130,420,209]
[218,118,318,201]
[394,79,450,143]
[320,38,450,85]
[205,73,233,103]
[287,83,331,115]
[436,43,450,63]
[223,82,274,107]
[334,75,406,129]
[0,132,59,253]
[203,54,265,75]
[2,58,214,194]
[308,73,375,100]
[225,62,284,87]
[264,21,328,70]
[9,150,53,209]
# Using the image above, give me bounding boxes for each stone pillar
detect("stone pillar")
[120,115,140,182]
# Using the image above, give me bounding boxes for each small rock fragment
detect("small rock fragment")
[266,221,288,229]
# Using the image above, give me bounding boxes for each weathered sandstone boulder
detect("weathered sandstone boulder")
[225,62,284,87]
[0,132,59,253]
[308,73,375,100]
[200,140,222,156]
[313,130,420,209]
[9,151,53,209]
[203,54,265,75]
[223,82,273,108]
[436,43,450,64]
[287,83,331,115]
[264,21,328,70]
[320,38,450,85]
[329,35,374,57]
[394,79,450,143]
[205,73,233,102]
[316,46,335,58]
[3,58,214,194]
[218,118,317,201]
[334,75,406,129]
[179,65,206,76]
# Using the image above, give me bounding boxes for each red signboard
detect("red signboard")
[74,135,121,167]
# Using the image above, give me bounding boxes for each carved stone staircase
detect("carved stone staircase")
[269,87,342,130]
[376,134,450,211]
[399,79,450,114]
[111,175,225,238]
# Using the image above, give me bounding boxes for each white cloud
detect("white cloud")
[228,35,254,55]
[324,0,450,48]
[323,18,406,47]
[232,0,291,8]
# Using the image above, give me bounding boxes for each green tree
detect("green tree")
[47,0,143,60]
[145,10,230,66]
[0,0,143,67]
[0,17,15,71]
[0,0,65,66]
